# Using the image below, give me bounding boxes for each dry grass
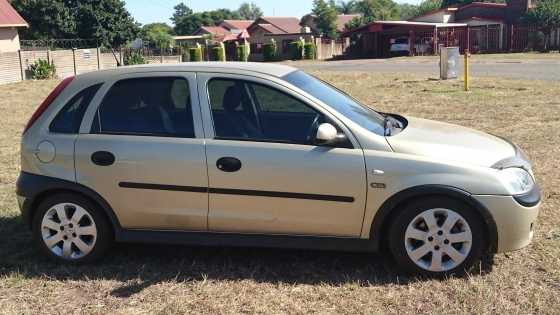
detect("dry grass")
[0,73,559,314]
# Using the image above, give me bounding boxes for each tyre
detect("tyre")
[32,193,113,263]
[388,197,486,277]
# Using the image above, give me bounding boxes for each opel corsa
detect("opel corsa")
[16,63,541,276]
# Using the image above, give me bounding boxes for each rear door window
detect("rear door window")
[95,77,195,137]
[50,84,102,134]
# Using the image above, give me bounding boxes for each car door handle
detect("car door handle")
[91,151,115,166]
[216,157,242,172]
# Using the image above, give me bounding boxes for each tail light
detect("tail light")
[23,76,75,134]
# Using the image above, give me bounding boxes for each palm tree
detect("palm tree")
[336,0,357,14]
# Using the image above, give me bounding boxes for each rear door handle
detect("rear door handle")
[91,151,115,166]
[216,157,242,172]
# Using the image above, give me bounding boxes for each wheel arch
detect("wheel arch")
[368,185,498,253]
[17,172,122,236]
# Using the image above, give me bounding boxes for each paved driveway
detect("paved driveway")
[294,56,560,81]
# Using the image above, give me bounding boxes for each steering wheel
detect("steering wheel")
[305,114,321,144]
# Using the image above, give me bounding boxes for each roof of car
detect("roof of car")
[76,62,298,81]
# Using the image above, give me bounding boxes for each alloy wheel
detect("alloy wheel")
[404,208,472,272]
[40,203,97,260]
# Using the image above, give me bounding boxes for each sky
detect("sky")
[125,0,422,25]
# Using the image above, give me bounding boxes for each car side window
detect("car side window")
[207,78,324,144]
[50,84,102,134]
[95,77,195,137]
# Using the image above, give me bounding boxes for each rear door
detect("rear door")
[198,73,368,237]
[75,72,209,231]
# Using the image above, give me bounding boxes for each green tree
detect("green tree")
[417,0,442,16]
[171,3,193,25]
[526,0,560,51]
[336,0,358,14]
[356,0,400,20]
[398,3,419,20]
[174,9,241,35]
[73,0,140,48]
[344,0,401,29]
[141,23,174,49]
[237,2,263,20]
[11,0,76,39]
[11,0,139,48]
[312,0,339,38]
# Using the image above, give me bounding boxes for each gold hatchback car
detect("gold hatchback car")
[16,63,540,276]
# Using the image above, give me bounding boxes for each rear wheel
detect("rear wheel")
[388,197,486,277]
[32,194,112,263]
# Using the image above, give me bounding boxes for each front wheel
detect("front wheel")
[32,194,113,263]
[388,197,486,277]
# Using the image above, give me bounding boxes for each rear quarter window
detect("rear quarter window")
[49,83,102,134]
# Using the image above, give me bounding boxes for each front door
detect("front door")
[75,73,209,231]
[199,74,367,237]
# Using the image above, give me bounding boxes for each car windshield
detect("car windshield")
[282,70,385,135]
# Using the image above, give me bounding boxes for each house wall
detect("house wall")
[248,27,269,45]
[0,28,21,53]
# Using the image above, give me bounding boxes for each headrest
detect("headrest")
[222,86,242,112]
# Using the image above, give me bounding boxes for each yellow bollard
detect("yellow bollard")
[464,49,470,91]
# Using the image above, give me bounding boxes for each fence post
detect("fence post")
[466,25,470,52]
[18,50,24,81]
[433,27,438,55]
[72,48,77,75]
[46,48,50,64]
[96,46,101,70]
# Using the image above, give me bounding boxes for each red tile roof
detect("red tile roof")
[258,23,286,34]
[195,26,230,36]
[257,17,302,34]
[221,20,253,31]
[0,0,28,27]
[336,14,361,32]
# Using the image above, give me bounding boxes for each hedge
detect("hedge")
[211,46,226,61]
[304,42,316,60]
[289,41,304,60]
[263,43,277,61]
[189,47,202,62]
[236,45,249,61]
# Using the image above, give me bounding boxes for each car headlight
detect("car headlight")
[499,167,534,195]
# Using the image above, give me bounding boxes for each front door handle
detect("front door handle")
[216,157,242,172]
[91,151,115,166]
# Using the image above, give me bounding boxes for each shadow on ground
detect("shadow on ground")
[0,215,493,297]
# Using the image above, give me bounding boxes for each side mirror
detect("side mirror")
[315,123,346,146]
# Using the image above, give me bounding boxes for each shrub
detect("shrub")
[189,47,202,61]
[263,43,277,61]
[289,41,304,60]
[236,45,249,62]
[304,42,316,60]
[211,46,226,61]
[124,51,146,65]
[30,59,56,80]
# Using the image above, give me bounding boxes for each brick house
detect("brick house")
[0,0,28,53]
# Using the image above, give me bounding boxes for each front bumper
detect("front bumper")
[473,191,540,253]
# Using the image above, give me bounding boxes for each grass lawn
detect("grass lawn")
[0,73,559,314]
